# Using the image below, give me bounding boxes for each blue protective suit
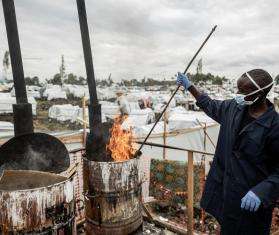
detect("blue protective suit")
[196,94,279,235]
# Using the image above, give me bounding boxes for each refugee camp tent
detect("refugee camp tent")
[0,93,37,115]
[43,85,67,100]
[48,104,81,122]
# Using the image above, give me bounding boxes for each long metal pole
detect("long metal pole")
[76,0,98,105]
[76,0,105,161]
[137,25,217,153]
[2,0,34,135]
[136,141,214,156]
[2,0,27,104]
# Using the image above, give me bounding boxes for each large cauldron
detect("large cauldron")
[0,170,75,234]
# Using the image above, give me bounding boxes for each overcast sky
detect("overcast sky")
[0,0,279,81]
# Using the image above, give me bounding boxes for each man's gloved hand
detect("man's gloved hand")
[176,72,192,90]
[241,190,261,212]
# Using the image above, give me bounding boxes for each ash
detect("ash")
[77,222,176,235]
[133,222,176,235]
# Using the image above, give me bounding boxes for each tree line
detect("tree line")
[2,51,279,86]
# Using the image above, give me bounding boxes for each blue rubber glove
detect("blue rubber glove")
[176,72,192,90]
[241,191,261,212]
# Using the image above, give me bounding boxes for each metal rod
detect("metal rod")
[76,0,105,161]
[2,0,34,135]
[137,25,217,152]
[76,0,98,106]
[2,0,28,104]
[136,141,214,156]
[196,118,216,148]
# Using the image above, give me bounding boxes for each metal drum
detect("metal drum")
[0,170,75,234]
[84,157,142,235]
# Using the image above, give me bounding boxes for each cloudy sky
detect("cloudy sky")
[0,0,279,81]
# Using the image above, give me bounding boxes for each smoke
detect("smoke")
[0,145,51,175]
[0,133,70,174]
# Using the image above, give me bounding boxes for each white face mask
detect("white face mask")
[234,72,274,106]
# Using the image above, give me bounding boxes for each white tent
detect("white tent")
[48,104,80,122]
[121,108,155,129]
[168,111,215,130]
[0,121,13,131]
[62,84,88,98]
[0,93,37,115]
[43,86,67,100]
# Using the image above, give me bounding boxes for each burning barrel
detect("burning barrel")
[0,170,75,234]
[84,157,142,235]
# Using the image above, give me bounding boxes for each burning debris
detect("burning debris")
[106,115,137,162]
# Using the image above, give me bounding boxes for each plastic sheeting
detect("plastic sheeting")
[0,95,37,115]
[63,85,88,98]
[132,121,166,137]
[100,101,121,120]
[48,104,80,122]
[0,121,13,131]
[121,108,155,129]
[43,86,67,100]
[11,86,42,99]
[168,111,215,130]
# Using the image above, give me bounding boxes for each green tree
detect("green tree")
[48,73,62,85]
[64,73,87,85]
[64,73,77,84]
[25,76,41,86]
[275,75,279,85]
[78,76,87,85]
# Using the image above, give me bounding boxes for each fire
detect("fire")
[106,115,136,161]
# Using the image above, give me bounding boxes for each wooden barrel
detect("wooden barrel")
[84,157,142,235]
[0,170,75,234]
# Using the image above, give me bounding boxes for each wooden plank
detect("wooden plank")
[187,151,194,235]
[163,111,167,159]
[57,133,83,144]
[143,214,188,235]
[142,203,154,221]
[82,96,87,147]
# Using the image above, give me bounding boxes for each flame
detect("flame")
[106,115,136,161]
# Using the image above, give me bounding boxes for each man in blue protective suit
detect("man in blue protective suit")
[177,69,279,235]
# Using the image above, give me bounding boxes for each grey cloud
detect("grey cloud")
[0,0,279,81]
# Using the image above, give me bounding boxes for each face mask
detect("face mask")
[234,94,259,106]
[234,72,274,106]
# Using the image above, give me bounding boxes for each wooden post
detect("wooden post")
[200,122,206,231]
[163,111,167,159]
[187,151,194,235]
[82,96,87,147]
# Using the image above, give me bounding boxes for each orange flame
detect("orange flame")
[106,115,136,161]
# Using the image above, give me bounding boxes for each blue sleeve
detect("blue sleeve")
[251,123,279,208]
[196,93,232,124]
